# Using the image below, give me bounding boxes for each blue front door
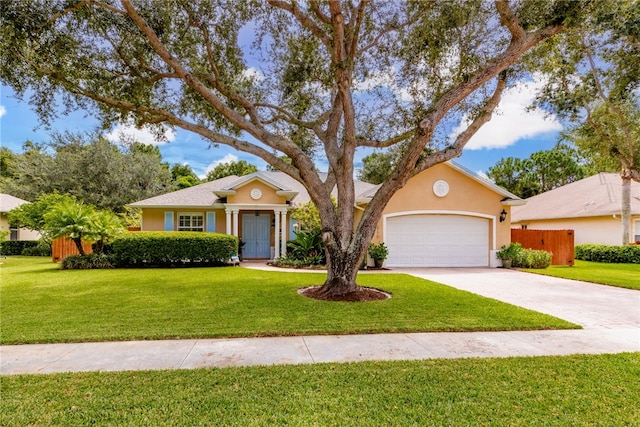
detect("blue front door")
[242,213,271,258]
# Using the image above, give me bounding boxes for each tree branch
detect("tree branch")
[267,0,332,48]
[47,1,126,24]
[309,0,331,25]
[495,0,526,41]
[356,130,414,148]
[414,71,508,174]
[357,2,435,55]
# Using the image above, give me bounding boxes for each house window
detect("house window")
[634,220,640,243]
[178,213,204,232]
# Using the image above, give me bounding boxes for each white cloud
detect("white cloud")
[241,67,264,82]
[450,79,562,150]
[353,68,397,92]
[200,153,239,178]
[105,120,176,146]
[0,105,6,118]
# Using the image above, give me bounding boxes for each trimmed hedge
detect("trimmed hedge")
[110,231,238,267]
[0,240,51,256]
[575,244,640,264]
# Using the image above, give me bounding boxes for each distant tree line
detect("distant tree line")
[1,132,261,214]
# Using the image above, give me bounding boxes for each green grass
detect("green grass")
[2,353,638,426]
[0,257,576,344]
[524,260,640,290]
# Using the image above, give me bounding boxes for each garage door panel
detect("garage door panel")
[385,215,489,267]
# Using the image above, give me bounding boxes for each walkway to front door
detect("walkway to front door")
[242,213,271,258]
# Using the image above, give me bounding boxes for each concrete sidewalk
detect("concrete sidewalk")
[2,268,639,375]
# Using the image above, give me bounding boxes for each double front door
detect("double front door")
[242,213,271,258]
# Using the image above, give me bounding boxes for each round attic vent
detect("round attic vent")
[433,180,449,197]
[250,188,262,200]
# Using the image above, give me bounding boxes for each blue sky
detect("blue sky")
[0,77,562,179]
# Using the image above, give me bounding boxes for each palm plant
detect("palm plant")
[44,200,96,255]
[90,210,125,254]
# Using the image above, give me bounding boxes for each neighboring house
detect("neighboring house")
[0,194,41,241]
[511,173,640,245]
[129,161,523,267]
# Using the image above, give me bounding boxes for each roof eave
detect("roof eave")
[276,190,298,200]
[213,190,236,197]
[501,198,527,206]
[127,203,227,210]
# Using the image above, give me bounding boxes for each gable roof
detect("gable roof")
[129,174,240,208]
[512,173,640,222]
[129,162,517,209]
[212,171,300,200]
[0,194,30,213]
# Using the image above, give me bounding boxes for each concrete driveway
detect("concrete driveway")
[395,267,640,329]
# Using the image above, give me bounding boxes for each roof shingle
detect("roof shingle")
[512,173,640,222]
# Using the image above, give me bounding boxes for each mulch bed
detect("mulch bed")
[298,286,391,302]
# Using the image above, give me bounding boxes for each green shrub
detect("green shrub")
[0,240,51,256]
[513,248,552,269]
[21,241,52,256]
[368,242,389,261]
[284,228,326,266]
[496,243,522,261]
[497,243,551,269]
[575,244,640,264]
[111,231,238,267]
[60,253,114,270]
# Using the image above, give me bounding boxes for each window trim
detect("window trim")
[177,212,204,232]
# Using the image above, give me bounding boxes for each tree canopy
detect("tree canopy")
[1,133,175,212]
[487,144,593,198]
[526,0,639,243]
[171,163,201,189]
[8,192,77,245]
[0,0,589,295]
[358,151,395,185]
[205,160,258,181]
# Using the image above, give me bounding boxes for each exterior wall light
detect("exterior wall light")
[499,209,507,223]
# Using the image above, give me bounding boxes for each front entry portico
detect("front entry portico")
[225,206,289,259]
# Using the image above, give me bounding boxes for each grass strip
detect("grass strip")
[524,260,640,290]
[2,353,638,426]
[1,257,576,344]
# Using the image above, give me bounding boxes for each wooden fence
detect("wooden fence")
[52,238,93,262]
[511,229,575,266]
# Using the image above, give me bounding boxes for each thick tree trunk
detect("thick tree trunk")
[621,171,631,244]
[318,234,367,297]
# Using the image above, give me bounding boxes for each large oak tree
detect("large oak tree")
[1,0,587,295]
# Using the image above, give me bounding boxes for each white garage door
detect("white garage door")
[385,215,489,267]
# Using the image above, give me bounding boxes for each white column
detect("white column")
[225,209,232,235]
[280,210,288,256]
[274,210,281,259]
[232,209,239,237]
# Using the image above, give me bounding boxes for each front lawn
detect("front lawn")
[524,260,640,290]
[0,257,576,344]
[2,353,638,425]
